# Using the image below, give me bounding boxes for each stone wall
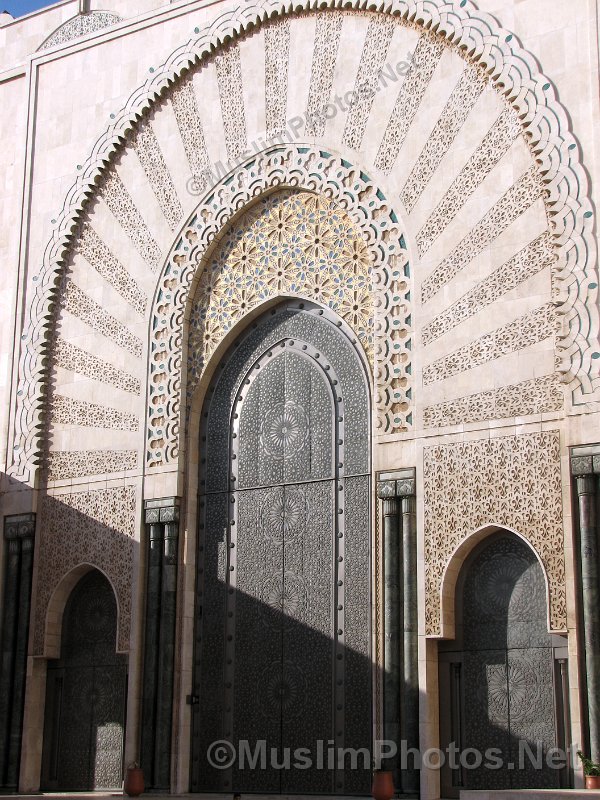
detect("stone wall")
[0,0,598,794]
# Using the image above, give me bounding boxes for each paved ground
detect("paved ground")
[0,795,372,800]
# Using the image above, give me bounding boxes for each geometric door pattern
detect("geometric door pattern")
[41,571,127,791]
[461,535,559,790]
[191,302,371,794]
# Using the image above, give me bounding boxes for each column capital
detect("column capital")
[571,444,600,477]
[377,480,397,500]
[3,513,36,540]
[396,478,416,497]
[377,469,416,499]
[144,497,180,524]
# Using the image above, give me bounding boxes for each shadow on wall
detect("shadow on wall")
[189,531,568,796]
[0,494,36,792]
[191,574,375,795]
[34,487,139,792]
[0,480,139,793]
[40,569,127,792]
[0,489,572,794]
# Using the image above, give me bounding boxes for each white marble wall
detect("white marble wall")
[0,0,598,796]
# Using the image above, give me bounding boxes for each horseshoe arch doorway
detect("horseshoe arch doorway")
[41,570,127,791]
[438,532,570,796]
[190,300,373,794]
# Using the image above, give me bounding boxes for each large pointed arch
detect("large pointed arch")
[7,0,599,485]
[147,147,410,468]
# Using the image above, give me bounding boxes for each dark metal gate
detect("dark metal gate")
[41,570,127,791]
[191,303,372,794]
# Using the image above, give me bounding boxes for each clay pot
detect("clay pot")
[124,765,145,797]
[586,775,600,790]
[372,769,394,800]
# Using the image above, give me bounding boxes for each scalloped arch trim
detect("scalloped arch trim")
[9,0,599,481]
[147,145,411,467]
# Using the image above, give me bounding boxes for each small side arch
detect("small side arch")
[438,523,553,641]
[41,563,122,660]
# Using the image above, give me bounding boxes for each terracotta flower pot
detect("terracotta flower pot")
[124,765,145,797]
[586,775,600,790]
[372,769,394,800]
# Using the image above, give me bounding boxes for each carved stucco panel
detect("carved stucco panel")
[423,431,566,637]
[34,486,137,654]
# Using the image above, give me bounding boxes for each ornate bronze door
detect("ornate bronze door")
[440,534,561,794]
[191,303,371,794]
[41,571,127,791]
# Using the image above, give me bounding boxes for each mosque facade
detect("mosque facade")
[0,0,599,797]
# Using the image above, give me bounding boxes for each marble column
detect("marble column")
[377,480,401,781]
[377,471,418,796]
[571,449,600,761]
[399,480,418,797]
[141,498,180,790]
[0,514,36,790]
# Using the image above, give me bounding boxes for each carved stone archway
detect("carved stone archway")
[7,0,599,485]
[8,2,597,792]
[423,431,566,637]
[437,524,553,641]
[147,146,411,469]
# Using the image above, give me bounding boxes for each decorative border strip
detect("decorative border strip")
[375,32,444,174]
[215,44,247,163]
[422,232,555,346]
[305,12,343,139]
[400,62,485,212]
[170,75,212,192]
[264,18,291,137]
[342,15,396,151]
[423,304,555,385]
[100,171,162,270]
[53,338,141,394]
[421,166,542,303]
[416,107,521,255]
[131,121,183,231]
[52,395,139,431]
[422,373,563,427]
[9,0,599,482]
[60,279,143,357]
[46,449,138,481]
[78,222,148,315]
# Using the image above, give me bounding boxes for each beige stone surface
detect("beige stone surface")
[0,0,598,797]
